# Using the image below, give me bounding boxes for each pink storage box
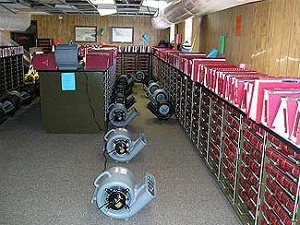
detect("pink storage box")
[230,74,266,111]
[272,97,300,139]
[291,102,300,145]
[247,79,300,123]
[262,90,300,128]
[203,64,237,89]
[180,53,206,76]
[194,59,227,83]
[208,68,256,95]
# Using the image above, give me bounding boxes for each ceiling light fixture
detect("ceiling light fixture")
[97,5,117,16]
[91,0,115,5]
[142,0,167,8]
[54,4,77,10]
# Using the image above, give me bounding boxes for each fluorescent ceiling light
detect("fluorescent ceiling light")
[54,4,77,10]
[91,0,115,5]
[142,0,167,8]
[97,6,117,16]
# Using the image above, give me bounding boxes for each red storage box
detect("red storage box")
[152,46,167,56]
[153,48,179,61]
[219,71,260,100]
[32,53,57,71]
[167,51,181,67]
[85,50,114,70]
[101,47,118,58]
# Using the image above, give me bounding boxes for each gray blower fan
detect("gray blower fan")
[147,100,174,120]
[0,103,7,124]
[111,93,136,109]
[4,90,31,106]
[116,75,134,91]
[148,88,169,103]
[0,99,16,116]
[91,166,156,219]
[104,128,147,162]
[19,91,32,105]
[108,103,138,127]
[132,71,145,83]
[146,88,174,120]
[143,82,160,98]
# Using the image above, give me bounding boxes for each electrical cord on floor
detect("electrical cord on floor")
[83,72,110,174]
[102,142,116,173]
[98,201,109,210]
[83,71,102,131]
[102,147,108,173]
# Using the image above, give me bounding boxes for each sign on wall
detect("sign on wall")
[111,27,134,43]
[75,26,97,42]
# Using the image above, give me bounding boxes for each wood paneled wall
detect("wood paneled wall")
[191,16,201,52]
[175,17,201,52]
[200,0,300,77]
[31,15,168,46]
[32,0,300,77]
[177,21,185,43]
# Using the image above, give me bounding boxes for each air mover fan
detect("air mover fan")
[116,74,134,91]
[0,103,7,124]
[4,90,32,106]
[132,71,145,83]
[91,166,156,219]
[148,88,169,103]
[3,91,21,108]
[108,103,138,127]
[147,99,174,120]
[111,93,136,109]
[143,82,160,98]
[145,87,174,120]
[0,91,20,116]
[113,83,132,97]
[142,76,156,87]
[104,128,147,162]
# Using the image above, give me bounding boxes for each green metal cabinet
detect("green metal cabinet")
[40,71,106,133]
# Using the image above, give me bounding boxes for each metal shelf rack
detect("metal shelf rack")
[116,52,152,77]
[0,46,24,96]
[152,55,300,225]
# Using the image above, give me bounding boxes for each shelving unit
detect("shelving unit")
[152,55,300,225]
[116,53,152,77]
[36,38,53,53]
[0,46,24,96]
[104,58,117,122]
